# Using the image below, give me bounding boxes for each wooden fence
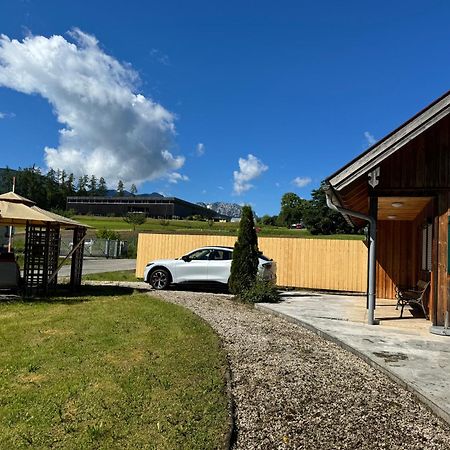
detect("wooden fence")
[136,233,368,292]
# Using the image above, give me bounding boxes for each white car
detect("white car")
[144,246,276,290]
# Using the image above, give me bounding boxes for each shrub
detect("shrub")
[239,278,280,304]
[96,228,120,240]
[228,206,259,294]
[123,212,146,231]
[126,236,138,258]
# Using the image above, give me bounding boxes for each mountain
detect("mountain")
[196,201,243,218]
[104,190,164,198]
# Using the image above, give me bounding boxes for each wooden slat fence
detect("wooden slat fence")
[136,233,368,292]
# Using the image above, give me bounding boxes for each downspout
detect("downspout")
[323,185,379,325]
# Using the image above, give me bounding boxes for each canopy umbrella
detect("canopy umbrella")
[0,200,59,226]
[0,192,89,228]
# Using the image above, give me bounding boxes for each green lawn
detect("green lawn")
[83,270,140,282]
[0,287,229,449]
[72,215,364,240]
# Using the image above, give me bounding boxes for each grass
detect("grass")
[72,215,364,240]
[0,287,229,449]
[83,270,140,282]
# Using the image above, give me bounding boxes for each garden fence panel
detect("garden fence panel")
[136,233,368,292]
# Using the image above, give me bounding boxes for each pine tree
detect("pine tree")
[77,176,87,194]
[98,177,108,196]
[130,183,137,195]
[228,205,260,294]
[89,175,98,195]
[66,173,76,195]
[117,180,124,196]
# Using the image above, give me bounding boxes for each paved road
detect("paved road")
[59,258,136,277]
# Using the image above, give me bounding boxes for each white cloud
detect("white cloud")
[364,131,376,146]
[292,176,312,188]
[218,186,224,190]
[0,111,14,119]
[166,172,189,184]
[150,48,170,66]
[0,29,184,185]
[233,154,268,195]
[195,142,205,156]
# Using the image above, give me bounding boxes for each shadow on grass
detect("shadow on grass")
[0,285,136,305]
[166,283,230,294]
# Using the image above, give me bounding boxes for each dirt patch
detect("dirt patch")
[373,351,409,363]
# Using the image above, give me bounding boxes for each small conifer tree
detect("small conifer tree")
[229,205,259,294]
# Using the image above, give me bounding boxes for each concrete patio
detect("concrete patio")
[257,291,450,425]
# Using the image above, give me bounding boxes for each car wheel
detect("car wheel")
[149,268,170,290]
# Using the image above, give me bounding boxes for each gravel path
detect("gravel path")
[149,289,450,450]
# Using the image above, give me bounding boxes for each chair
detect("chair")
[395,280,430,319]
[0,253,20,291]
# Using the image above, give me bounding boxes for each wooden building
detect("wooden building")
[325,91,449,329]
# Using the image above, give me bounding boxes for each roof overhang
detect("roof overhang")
[327,90,450,192]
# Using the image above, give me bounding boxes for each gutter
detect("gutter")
[323,185,379,325]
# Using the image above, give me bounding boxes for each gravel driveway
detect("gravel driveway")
[150,290,450,450]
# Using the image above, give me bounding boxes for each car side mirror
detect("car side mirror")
[182,255,191,262]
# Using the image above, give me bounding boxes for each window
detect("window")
[188,249,211,260]
[209,250,232,261]
[421,222,433,272]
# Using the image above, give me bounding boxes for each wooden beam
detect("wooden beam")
[433,193,449,326]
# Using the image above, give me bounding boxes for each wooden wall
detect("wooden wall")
[136,233,368,292]
[376,220,420,299]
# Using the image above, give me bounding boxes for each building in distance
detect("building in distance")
[67,194,230,220]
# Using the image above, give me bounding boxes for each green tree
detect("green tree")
[96,228,120,240]
[302,184,355,235]
[77,176,88,195]
[117,180,124,196]
[130,183,137,195]
[228,206,260,294]
[278,192,306,227]
[98,177,108,196]
[260,214,278,226]
[60,169,67,185]
[123,212,146,231]
[88,175,98,195]
[66,173,76,196]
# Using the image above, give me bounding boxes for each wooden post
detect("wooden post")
[435,193,449,326]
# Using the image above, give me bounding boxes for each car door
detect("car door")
[207,249,232,284]
[175,248,211,283]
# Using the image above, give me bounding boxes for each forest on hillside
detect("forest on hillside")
[0,167,134,212]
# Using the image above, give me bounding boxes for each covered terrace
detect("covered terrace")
[325,90,450,332]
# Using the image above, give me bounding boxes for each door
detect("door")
[175,248,211,282]
[208,249,232,284]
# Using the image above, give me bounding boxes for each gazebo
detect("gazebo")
[0,191,89,295]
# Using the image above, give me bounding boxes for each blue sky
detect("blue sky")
[0,1,449,215]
